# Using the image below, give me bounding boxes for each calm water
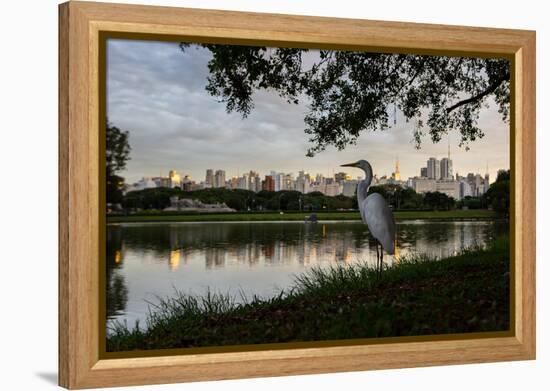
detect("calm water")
[106,220,507,328]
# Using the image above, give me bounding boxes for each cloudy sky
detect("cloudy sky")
[107,39,510,184]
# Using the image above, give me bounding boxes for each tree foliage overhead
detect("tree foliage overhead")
[181,44,510,156]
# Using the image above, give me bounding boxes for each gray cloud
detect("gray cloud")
[107,39,509,184]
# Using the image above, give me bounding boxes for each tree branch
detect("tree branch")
[446,72,509,113]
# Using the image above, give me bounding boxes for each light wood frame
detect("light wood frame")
[59,1,536,389]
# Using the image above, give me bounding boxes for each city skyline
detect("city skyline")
[128,154,501,188]
[107,39,510,185]
[129,153,499,201]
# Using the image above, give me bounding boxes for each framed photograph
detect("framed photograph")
[59,1,536,389]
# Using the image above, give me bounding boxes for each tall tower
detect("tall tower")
[440,140,453,180]
[449,139,453,178]
[393,156,401,181]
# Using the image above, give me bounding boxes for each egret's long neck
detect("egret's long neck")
[357,162,373,205]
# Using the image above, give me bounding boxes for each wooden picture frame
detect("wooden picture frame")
[59,1,536,388]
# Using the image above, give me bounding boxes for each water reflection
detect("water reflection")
[106,227,128,319]
[169,249,181,271]
[106,220,507,328]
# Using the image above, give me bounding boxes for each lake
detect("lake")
[106,220,507,329]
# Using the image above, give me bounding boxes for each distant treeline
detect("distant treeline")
[119,171,509,214]
[122,187,355,212]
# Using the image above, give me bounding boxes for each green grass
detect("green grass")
[107,236,510,352]
[107,209,498,223]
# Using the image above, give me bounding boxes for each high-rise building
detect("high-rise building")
[229,176,239,189]
[475,174,483,196]
[435,180,460,199]
[334,172,351,184]
[270,171,284,192]
[152,176,171,188]
[427,158,440,180]
[214,170,225,188]
[254,176,262,193]
[459,180,473,198]
[262,175,275,192]
[392,157,401,181]
[247,171,260,192]
[127,177,157,193]
[181,175,195,192]
[168,170,181,188]
[282,173,294,191]
[440,158,453,180]
[412,177,437,193]
[420,167,428,178]
[237,175,248,190]
[205,169,214,187]
[342,180,358,197]
[440,145,453,180]
[465,172,489,196]
[295,171,310,194]
[324,182,342,197]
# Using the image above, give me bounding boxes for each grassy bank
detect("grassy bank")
[107,237,510,352]
[107,209,497,223]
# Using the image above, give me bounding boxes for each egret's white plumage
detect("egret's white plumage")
[362,193,395,255]
[341,159,396,261]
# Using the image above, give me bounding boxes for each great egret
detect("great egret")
[341,160,396,273]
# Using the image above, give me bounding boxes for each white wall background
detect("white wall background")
[0,0,547,389]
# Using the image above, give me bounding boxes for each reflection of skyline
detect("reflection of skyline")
[169,249,181,270]
[109,221,506,271]
[106,227,128,319]
[106,221,507,328]
[125,224,376,268]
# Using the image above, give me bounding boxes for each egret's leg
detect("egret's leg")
[379,244,382,274]
[378,243,382,275]
[380,247,384,274]
[377,243,382,278]
[380,245,383,277]
[376,242,380,272]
